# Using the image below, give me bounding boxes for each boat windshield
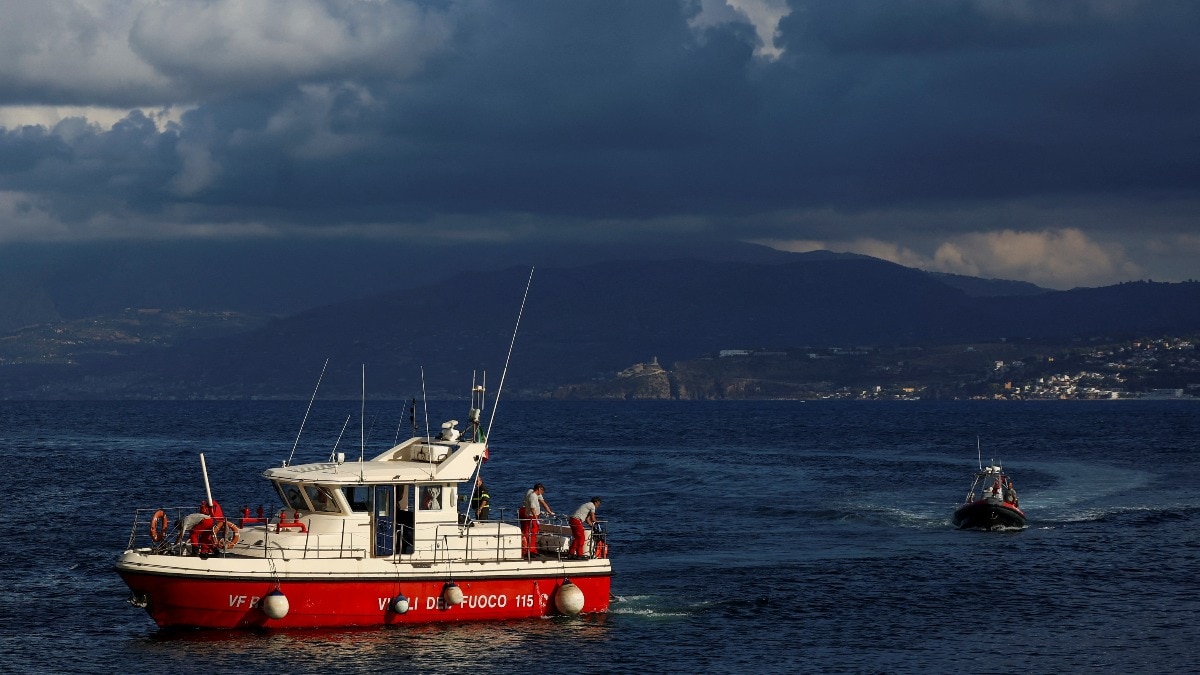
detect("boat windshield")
[279,482,309,511]
[978,471,1017,504]
[305,485,342,513]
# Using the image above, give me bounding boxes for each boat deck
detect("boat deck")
[124,505,610,565]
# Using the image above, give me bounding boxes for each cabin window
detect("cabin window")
[278,482,309,511]
[343,486,370,512]
[305,485,341,513]
[420,486,442,510]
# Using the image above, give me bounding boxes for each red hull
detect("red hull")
[119,571,611,629]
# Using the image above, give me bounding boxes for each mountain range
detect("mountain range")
[1,241,1197,399]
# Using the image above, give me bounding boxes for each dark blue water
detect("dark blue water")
[2,400,1198,673]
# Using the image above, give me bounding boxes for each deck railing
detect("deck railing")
[125,506,608,562]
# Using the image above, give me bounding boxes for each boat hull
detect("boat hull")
[118,567,611,629]
[952,499,1026,530]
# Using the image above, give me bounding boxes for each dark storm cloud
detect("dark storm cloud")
[764,1,1200,205]
[361,2,762,217]
[0,0,1199,286]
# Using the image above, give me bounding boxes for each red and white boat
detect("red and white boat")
[116,385,612,629]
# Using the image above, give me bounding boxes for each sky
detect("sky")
[1,0,1198,290]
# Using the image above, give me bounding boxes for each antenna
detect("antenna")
[360,364,366,465]
[976,436,982,471]
[468,371,486,442]
[420,366,431,442]
[328,413,351,462]
[393,398,412,447]
[485,267,534,443]
[287,358,329,466]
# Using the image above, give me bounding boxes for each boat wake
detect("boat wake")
[1020,459,1157,525]
[819,503,949,530]
[1035,504,1199,528]
[608,594,692,618]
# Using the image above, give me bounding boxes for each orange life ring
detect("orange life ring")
[213,521,240,550]
[149,509,169,542]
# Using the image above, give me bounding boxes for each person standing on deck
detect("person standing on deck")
[569,497,601,558]
[519,483,553,558]
[470,476,490,520]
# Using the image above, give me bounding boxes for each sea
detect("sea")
[1,399,1198,674]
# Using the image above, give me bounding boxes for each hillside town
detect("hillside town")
[722,336,1199,401]
[968,336,1198,401]
[557,335,1200,401]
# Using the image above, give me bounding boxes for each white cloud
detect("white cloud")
[931,228,1141,288]
[691,0,790,57]
[0,0,451,113]
[129,0,451,92]
[0,1,169,103]
[726,0,789,57]
[759,228,1144,289]
[0,105,188,131]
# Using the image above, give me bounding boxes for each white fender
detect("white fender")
[442,582,463,607]
[261,589,289,620]
[392,594,410,614]
[554,580,585,615]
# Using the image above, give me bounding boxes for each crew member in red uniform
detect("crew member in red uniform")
[519,483,553,558]
[569,497,601,558]
[190,500,224,554]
